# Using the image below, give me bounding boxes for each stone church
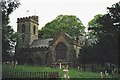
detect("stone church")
[15,15,85,67]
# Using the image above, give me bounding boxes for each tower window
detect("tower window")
[33,26,36,34]
[22,24,26,33]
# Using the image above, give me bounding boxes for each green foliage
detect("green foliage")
[88,14,103,28]
[80,2,119,65]
[1,0,20,62]
[88,14,103,39]
[39,15,85,39]
[68,69,104,78]
[107,2,120,32]
[2,64,62,72]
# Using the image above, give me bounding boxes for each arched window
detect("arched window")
[21,24,25,33]
[33,26,36,34]
[55,42,67,60]
[26,57,34,65]
[21,24,26,41]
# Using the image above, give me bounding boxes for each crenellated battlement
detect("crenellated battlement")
[17,15,39,24]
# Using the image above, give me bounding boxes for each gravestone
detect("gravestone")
[59,63,61,69]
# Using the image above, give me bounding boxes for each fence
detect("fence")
[2,71,60,78]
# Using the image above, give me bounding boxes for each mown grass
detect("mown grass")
[68,69,100,78]
[2,64,112,78]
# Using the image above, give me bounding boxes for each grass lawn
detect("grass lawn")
[2,64,113,78]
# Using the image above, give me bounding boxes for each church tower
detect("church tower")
[17,16,39,48]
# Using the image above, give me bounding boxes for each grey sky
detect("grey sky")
[9,0,119,31]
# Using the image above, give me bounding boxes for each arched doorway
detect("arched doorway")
[26,57,34,65]
[55,42,67,60]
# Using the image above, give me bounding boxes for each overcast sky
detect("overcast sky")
[9,0,119,32]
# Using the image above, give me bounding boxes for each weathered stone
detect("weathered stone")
[15,16,83,67]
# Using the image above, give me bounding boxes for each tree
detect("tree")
[79,14,104,65]
[85,2,120,66]
[88,14,103,39]
[107,1,120,32]
[107,1,120,66]
[39,15,85,39]
[1,0,20,62]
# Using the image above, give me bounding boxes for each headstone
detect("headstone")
[60,63,61,69]
[14,60,18,68]
[11,61,14,67]
[112,69,118,78]
[24,63,26,66]
[100,72,103,79]
[105,70,108,78]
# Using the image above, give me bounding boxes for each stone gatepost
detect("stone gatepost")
[63,66,69,79]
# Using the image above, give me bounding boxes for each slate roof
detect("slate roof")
[30,38,53,48]
[30,31,87,48]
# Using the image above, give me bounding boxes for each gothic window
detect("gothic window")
[55,42,67,60]
[26,57,34,65]
[33,26,36,34]
[21,24,25,41]
[21,24,26,33]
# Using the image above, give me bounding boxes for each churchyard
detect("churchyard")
[2,64,117,79]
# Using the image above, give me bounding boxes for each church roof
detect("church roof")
[30,31,86,48]
[49,31,74,46]
[30,38,53,48]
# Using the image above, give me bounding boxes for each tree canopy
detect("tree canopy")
[1,0,20,62]
[80,1,119,66]
[38,15,85,39]
[88,14,103,39]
